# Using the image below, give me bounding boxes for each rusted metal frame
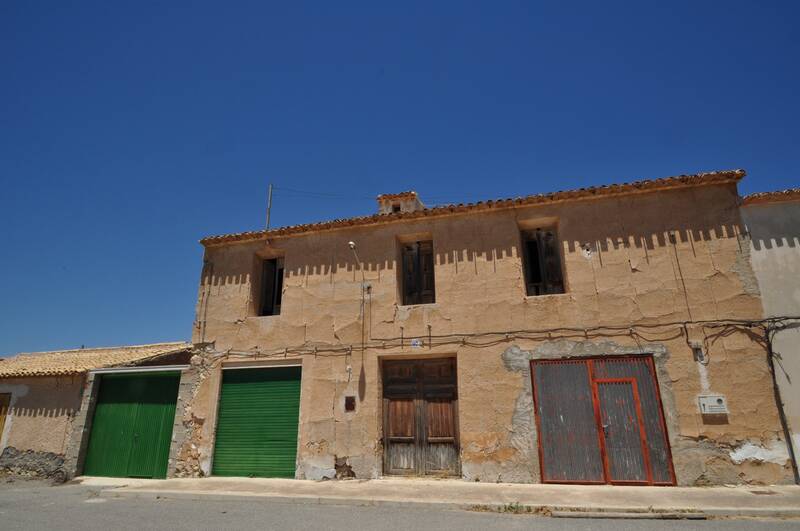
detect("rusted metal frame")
[630,378,654,485]
[644,356,678,486]
[529,361,548,483]
[531,359,607,485]
[532,355,675,486]
[588,359,613,484]
[593,377,653,486]
[590,353,675,485]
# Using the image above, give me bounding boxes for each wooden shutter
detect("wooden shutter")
[541,230,564,294]
[401,244,418,305]
[419,241,436,304]
[260,259,277,315]
[401,241,435,305]
[522,229,564,295]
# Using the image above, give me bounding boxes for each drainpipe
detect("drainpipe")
[764,324,800,484]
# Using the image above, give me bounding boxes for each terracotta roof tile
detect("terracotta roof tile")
[376,191,418,201]
[0,341,192,378]
[742,188,800,205]
[201,169,745,246]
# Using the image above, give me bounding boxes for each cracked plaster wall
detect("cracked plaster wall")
[179,183,793,485]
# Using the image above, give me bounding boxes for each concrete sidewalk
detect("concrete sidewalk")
[79,476,800,519]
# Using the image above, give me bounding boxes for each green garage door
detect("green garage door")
[83,372,180,478]
[212,366,302,478]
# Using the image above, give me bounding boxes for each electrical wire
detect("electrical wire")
[211,316,800,360]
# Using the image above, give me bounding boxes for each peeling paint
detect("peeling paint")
[729,438,790,465]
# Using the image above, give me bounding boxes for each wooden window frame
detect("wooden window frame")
[521,227,565,296]
[399,240,436,306]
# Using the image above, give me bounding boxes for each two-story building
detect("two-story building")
[7,169,793,485]
[155,169,794,486]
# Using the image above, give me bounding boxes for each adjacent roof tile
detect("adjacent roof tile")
[742,188,800,205]
[200,169,745,246]
[0,341,192,378]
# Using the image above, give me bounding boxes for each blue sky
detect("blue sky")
[1,1,798,355]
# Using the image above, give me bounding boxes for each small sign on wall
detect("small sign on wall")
[698,394,729,415]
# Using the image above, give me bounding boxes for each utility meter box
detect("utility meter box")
[698,394,729,414]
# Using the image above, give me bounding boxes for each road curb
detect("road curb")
[98,487,800,519]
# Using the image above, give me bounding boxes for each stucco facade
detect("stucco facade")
[742,194,800,478]
[0,376,83,478]
[0,376,82,454]
[174,174,795,485]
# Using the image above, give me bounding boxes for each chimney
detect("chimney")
[376,191,425,215]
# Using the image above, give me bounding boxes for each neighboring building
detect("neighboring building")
[0,342,191,480]
[741,189,800,481]
[165,168,795,486]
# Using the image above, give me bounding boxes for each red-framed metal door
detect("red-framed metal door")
[593,378,651,484]
[531,360,605,483]
[531,355,675,486]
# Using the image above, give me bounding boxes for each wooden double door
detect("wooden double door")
[382,358,460,476]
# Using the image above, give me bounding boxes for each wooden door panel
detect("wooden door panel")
[424,398,458,474]
[383,358,459,477]
[385,398,417,474]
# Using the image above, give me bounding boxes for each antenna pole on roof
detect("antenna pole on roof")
[266,183,273,231]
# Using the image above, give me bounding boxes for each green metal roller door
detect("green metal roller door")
[83,372,180,479]
[212,366,302,478]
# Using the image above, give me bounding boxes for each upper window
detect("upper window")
[400,241,436,305]
[521,228,564,296]
[258,258,284,316]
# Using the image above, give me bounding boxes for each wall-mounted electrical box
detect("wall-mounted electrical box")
[698,394,728,414]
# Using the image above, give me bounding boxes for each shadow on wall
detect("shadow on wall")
[202,216,747,288]
[749,231,800,252]
[744,202,800,251]
[9,405,77,419]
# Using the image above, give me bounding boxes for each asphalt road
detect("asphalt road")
[1,479,799,531]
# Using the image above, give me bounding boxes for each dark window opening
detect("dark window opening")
[259,258,284,316]
[522,228,564,296]
[392,203,401,213]
[401,241,435,305]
